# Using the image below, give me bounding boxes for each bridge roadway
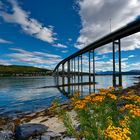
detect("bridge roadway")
[53,19,140,94]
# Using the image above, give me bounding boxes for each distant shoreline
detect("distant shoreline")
[0,73,140,77]
[0,73,52,77]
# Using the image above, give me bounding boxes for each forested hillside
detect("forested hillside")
[0,65,52,76]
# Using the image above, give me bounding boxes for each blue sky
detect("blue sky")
[0,0,140,71]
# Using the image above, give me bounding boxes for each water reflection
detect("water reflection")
[0,75,139,116]
[0,76,68,116]
[58,75,139,97]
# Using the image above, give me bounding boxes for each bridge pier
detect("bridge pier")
[112,39,122,87]
[74,58,76,89]
[71,59,74,95]
[80,55,83,94]
[78,56,80,91]
[92,50,96,92]
[118,39,122,87]
[67,61,71,95]
[88,51,91,94]
[62,63,65,89]
[56,68,59,86]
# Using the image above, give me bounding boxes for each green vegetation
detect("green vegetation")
[0,65,52,76]
[52,87,140,140]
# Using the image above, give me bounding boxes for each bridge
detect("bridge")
[53,20,140,95]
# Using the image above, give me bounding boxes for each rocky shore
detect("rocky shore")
[0,79,140,140]
[0,101,78,140]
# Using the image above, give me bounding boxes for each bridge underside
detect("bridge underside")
[53,20,140,95]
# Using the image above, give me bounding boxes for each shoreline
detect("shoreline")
[0,80,140,139]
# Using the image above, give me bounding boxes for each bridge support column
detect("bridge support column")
[113,41,116,87]
[56,68,59,86]
[67,60,71,95]
[78,56,80,91]
[112,39,122,87]
[71,59,74,95]
[89,51,91,93]
[80,55,83,94]
[92,50,96,92]
[118,39,122,87]
[74,58,76,89]
[62,63,65,87]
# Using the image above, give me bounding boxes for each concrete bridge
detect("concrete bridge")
[53,20,140,95]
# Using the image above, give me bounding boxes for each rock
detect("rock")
[63,137,76,140]
[0,130,14,140]
[32,131,62,140]
[42,131,62,140]
[75,124,81,132]
[4,122,15,132]
[15,123,48,140]
[32,135,50,140]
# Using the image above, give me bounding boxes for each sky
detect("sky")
[0,0,140,71]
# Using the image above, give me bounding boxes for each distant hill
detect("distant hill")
[96,70,140,75]
[0,65,52,76]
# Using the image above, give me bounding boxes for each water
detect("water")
[0,75,139,117]
[0,76,68,117]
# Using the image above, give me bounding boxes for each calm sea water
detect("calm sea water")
[0,75,139,117]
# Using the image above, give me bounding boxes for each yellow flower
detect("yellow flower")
[91,95,104,104]
[129,108,140,117]
[73,90,80,97]
[107,93,117,100]
[105,125,131,140]
[120,93,140,105]
[74,100,86,109]
[120,104,139,112]
[84,95,92,101]
[119,116,129,127]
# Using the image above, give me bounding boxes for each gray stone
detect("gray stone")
[43,131,62,140]
[32,135,50,140]
[63,137,76,140]
[75,124,81,132]
[4,122,15,132]
[15,123,48,140]
[40,135,50,140]
[0,130,14,140]
[32,131,62,140]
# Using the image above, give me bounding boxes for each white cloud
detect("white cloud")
[0,0,56,43]
[128,55,135,58]
[0,59,11,65]
[82,59,140,72]
[68,38,72,41]
[77,53,140,72]
[61,50,68,53]
[75,0,140,53]
[7,48,62,68]
[0,38,13,44]
[121,58,128,62]
[33,51,61,58]
[129,62,140,68]
[53,43,67,48]
[94,32,140,55]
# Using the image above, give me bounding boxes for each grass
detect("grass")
[52,87,140,140]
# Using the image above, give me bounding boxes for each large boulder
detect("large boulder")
[15,123,48,140]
